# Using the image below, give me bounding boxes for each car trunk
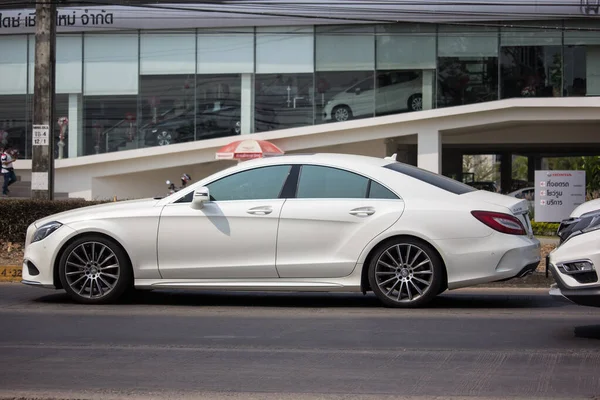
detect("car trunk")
[462,191,533,236]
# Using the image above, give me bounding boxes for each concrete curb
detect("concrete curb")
[0,266,22,282]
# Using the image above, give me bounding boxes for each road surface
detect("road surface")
[0,283,599,400]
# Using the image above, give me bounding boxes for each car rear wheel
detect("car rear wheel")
[58,235,133,304]
[408,94,423,111]
[368,238,443,308]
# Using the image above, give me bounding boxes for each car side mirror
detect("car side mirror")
[355,88,361,95]
[191,186,210,209]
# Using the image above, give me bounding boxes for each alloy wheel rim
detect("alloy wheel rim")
[334,108,349,121]
[412,96,423,111]
[157,131,172,146]
[374,243,433,303]
[64,242,120,299]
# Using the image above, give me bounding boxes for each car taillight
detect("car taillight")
[471,211,526,235]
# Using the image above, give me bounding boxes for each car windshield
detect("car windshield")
[384,162,477,195]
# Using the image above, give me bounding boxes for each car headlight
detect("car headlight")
[557,210,600,245]
[31,221,62,243]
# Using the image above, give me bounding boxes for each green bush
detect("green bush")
[530,221,560,237]
[0,199,111,243]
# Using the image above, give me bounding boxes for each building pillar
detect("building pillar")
[527,155,539,184]
[442,147,463,181]
[68,93,83,158]
[500,152,513,194]
[241,73,254,135]
[422,70,435,111]
[417,129,441,173]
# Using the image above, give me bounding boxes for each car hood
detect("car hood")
[33,198,160,228]
[569,198,600,218]
[461,190,530,215]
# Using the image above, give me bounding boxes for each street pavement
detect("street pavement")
[0,283,599,400]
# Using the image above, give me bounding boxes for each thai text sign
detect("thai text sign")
[534,170,586,222]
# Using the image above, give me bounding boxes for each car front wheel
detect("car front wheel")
[368,237,443,308]
[156,130,173,146]
[58,235,133,304]
[332,105,352,122]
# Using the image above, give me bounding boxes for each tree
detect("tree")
[463,155,497,182]
[512,155,528,182]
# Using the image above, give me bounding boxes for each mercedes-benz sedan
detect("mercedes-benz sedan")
[22,153,540,307]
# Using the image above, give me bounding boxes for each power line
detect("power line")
[2,0,599,30]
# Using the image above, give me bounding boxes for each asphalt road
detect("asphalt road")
[0,283,599,400]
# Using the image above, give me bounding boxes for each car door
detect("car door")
[375,72,392,115]
[348,76,376,118]
[275,164,405,279]
[157,164,293,279]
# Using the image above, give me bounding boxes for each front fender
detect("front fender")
[66,219,161,280]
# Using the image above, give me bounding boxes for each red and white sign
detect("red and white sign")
[215,139,284,160]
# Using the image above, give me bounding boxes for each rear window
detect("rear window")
[384,162,476,195]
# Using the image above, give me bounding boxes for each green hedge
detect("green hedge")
[530,221,560,237]
[0,199,110,243]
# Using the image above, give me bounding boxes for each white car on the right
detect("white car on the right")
[549,198,600,307]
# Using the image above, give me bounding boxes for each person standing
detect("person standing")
[1,145,17,197]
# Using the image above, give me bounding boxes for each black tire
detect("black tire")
[332,105,352,122]
[58,235,133,305]
[408,94,423,111]
[368,237,443,308]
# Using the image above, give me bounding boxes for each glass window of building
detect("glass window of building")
[376,23,436,115]
[437,25,499,107]
[500,22,563,99]
[196,28,252,139]
[0,35,28,158]
[316,25,376,124]
[564,20,600,97]
[29,34,84,159]
[140,31,196,148]
[83,33,139,155]
[255,26,314,132]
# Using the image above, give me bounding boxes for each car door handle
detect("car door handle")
[247,206,273,215]
[349,207,375,216]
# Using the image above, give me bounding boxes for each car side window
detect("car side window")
[296,165,369,199]
[174,165,291,203]
[369,181,399,199]
[208,165,291,201]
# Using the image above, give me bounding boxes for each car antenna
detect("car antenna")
[384,153,397,161]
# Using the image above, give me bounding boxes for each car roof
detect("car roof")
[237,153,392,169]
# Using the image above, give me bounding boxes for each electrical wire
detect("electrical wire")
[1,0,598,31]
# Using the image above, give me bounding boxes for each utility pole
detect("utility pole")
[31,0,56,200]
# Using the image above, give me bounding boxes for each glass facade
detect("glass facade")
[0,20,599,159]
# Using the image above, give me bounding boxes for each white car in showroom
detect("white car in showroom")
[22,153,540,307]
[322,71,423,122]
[549,198,600,308]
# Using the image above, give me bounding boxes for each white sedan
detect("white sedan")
[22,153,541,307]
[549,199,600,308]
